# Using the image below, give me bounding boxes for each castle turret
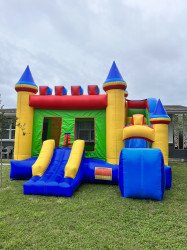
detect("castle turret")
[14,66,38,160]
[150,99,171,165]
[103,61,127,164]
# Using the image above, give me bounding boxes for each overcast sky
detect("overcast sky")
[0,0,187,108]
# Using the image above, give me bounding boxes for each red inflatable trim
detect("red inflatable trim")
[88,85,99,95]
[15,87,38,94]
[71,86,82,95]
[95,167,112,176]
[150,120,170,124]
[39,86,48,95]
[103,84,126,91]
[55,86,64,96]
[127,99,148,109]
[29,95,107,110]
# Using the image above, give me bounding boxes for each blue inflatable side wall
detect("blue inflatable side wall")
[119,148,165,201]
[83,158,118,184]
[10,157,37,180]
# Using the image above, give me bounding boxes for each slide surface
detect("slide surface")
[24,140,85,197]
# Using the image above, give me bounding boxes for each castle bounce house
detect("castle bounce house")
[10,62,172,200]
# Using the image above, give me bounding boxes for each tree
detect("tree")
[0,94,8,187]
[0,94,28,188]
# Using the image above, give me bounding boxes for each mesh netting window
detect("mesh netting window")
[75,118,95,151]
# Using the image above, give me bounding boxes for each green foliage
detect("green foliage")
[0,96,8,140]
[0,95,8,188]
[0,163,187,249]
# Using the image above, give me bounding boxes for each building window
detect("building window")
[75,118,95,151]
[173,114,187,150]
[1,120,15,141]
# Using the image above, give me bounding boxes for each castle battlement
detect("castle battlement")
[38,85,100,96]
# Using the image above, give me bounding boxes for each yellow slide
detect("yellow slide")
[32,139,55,176]
[64,140,85,178]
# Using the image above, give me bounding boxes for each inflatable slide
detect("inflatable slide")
[23,140,85,197]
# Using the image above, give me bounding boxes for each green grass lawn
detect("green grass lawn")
[1,159,10,164]
[0,163,187,250]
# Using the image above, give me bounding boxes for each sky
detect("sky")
[0,0,187,108]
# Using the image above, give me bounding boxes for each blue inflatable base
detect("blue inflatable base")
[10,147,172,200]
[165,166,172,189]
[83,158,118,184]
[10,157,37,180]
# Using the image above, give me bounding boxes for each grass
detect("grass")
[0,163,187,250]
[1,159,10,164]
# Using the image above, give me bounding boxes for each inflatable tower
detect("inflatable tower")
[103,62,127,164]
[14,66,38,160]
[150,99,171,165]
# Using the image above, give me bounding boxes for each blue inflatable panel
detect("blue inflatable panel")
[83,158,118,184]
[147,98,157,115]
[24,148,84,197]
[165,166,172,189]
[10,157,37,180]
[119,148,165,201]
[125,138,148,148]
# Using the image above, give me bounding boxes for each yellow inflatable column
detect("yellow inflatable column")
[150,99,171,165]
[103,62,127,164]
[14,66,38,160]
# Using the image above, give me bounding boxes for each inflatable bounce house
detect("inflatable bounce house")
[10,62,172,200]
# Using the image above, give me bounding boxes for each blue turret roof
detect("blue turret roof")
[151,99,170,119]
[104,61,125,83]
[16,65,37,87]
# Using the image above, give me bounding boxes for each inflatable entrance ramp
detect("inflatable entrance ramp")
[24,140,85,197]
